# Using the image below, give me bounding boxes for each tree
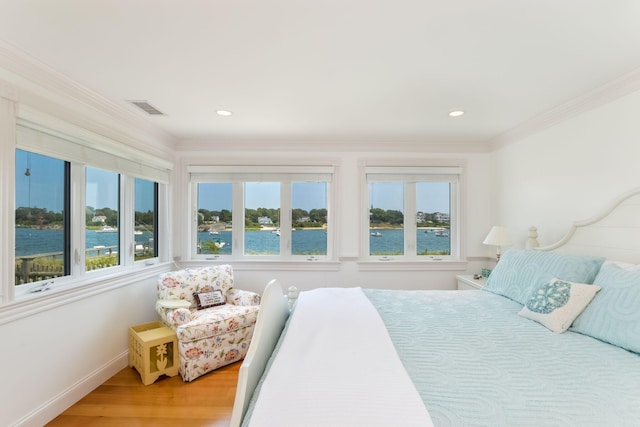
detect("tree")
[309,208,327,224]
[292,208,308,223]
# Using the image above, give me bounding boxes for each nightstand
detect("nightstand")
[456,274,486,290]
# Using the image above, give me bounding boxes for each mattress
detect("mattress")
[243,289,640,427]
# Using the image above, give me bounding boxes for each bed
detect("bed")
[230,188,640,427]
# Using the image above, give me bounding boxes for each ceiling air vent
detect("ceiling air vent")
[129,100,165,115]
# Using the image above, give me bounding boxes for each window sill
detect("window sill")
[0,262,172,326]
[182,259,341,271]
[357,259,468,271]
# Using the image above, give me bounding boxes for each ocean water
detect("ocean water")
[197,228,450,256]
[15,228,152,257]
[198,230,329,255]
[15,228,451,257]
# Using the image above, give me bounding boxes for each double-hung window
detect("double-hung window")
[12,117,167,297]
[363,164,462,261]
[189,165,334,261]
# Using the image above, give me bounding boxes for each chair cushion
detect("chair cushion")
[158,265,235,307]
[175,304,260,343]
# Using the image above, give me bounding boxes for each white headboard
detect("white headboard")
[538,187,640,263]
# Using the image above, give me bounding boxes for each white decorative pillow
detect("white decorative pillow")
[518,278,601,333]
[602,260,640,272]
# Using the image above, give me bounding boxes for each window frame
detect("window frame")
[359,161,465,267]
[188,164,336,263]
[10,117,169,300]
[133,177,159,262]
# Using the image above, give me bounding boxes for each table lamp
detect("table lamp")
[483,226,511,261]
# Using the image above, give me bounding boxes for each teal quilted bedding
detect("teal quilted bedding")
[365,289,640,427]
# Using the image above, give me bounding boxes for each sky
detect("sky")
[15,150,155,212]
[198,181,450,213]
[371,182,450,213]
[198,182,328,212]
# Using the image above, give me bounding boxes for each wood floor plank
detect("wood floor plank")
[47,362,240,426]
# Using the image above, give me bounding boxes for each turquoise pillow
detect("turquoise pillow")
[483,249,605,305]
[571,264,640,353]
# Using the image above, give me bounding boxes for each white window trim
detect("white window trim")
[358,159,466,268]
[188,164,337,263]
[6,106,169,303]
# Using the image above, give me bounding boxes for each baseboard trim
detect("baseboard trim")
[12,350,128,427]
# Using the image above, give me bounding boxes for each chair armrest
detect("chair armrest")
[156,301,193,327]
[227,289,261,306]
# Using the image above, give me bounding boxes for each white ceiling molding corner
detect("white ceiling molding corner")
[0,40,177,155]
[488,65,640,151]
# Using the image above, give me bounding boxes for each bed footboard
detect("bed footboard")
[229,279,291,427]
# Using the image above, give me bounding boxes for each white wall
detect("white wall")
[492,89,640,247]
[0,273,161,426]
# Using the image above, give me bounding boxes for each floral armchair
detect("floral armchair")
[156,264,261,382]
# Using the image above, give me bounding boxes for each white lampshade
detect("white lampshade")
[483,226,511,246]
[483,226,511,260]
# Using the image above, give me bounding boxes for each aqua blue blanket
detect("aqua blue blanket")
[365,289,640,427]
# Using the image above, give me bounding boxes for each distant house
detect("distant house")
[433,212,450,223]
[92,215,106,223]
[258,216,273,225]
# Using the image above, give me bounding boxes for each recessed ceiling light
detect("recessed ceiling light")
[216,110,233,117]
[449,110,465,117]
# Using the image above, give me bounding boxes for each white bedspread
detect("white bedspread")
[247,287,433,427]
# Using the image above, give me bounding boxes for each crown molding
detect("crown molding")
[0,40,177,157]
[176,138,492,154]
[488,66,640,151]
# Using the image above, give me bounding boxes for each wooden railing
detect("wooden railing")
[15,246,119,285]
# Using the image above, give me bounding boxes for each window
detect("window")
[86,167,120,271]
[292,182,328,256]
[12,118,170,296]
[197,182,232,256]
[245,182,280,255]
[15,149,70,285]
[190,165,334,261]
[134,178,158,260]
[364,165,461,261]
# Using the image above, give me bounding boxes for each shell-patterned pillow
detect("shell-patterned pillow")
[518,278,601,333]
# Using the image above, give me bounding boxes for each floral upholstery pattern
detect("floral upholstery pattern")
[156,264,261,381]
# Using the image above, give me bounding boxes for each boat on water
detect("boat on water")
[209,230,219,235]
[134,230,143,235]
[371,231,382,237]
[272,228,280,236]
[96,225,118,233]
[425,228,449,237]
[214,240,226,248]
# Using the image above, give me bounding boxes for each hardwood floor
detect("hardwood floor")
[47,362,240,426]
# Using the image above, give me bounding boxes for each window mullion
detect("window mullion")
[280,182,292,258]
[121,176,134,266]
[233,182,244,257]
[405,182,417,257]
[71,163,86,277]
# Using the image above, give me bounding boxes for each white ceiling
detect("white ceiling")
[0,0,640,146]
